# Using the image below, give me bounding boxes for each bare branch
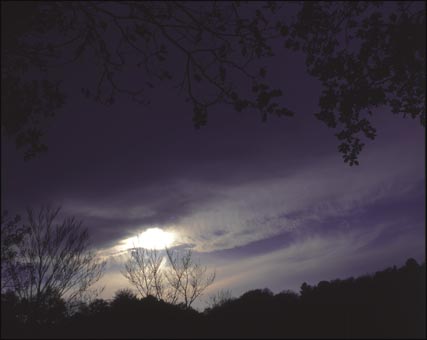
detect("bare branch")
[1,206,106,305]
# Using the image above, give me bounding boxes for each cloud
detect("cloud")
[57,113,423,258]
[205,218,425,299]
[171,131,424,252]
[80,114,424,309]
[95,215,424,310]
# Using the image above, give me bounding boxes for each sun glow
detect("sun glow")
[118,228,176,251]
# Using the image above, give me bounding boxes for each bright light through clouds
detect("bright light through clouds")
[117,228,176,251]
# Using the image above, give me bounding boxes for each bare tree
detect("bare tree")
[1,210,27,292]
[207,288,233,310]
[165,248,215,308]
[122,246,215,308]
[122,247,166,301]
[2,206,106,305]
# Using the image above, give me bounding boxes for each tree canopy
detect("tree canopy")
[1,1,425,164]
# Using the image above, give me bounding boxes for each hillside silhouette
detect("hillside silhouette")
[1,257,425,338]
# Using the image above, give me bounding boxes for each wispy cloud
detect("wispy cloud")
[95,216,424,310]
[205,219,425,299]
[61,118,423,257]
[172,135,423,252]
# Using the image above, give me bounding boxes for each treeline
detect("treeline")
[1,258,425,338]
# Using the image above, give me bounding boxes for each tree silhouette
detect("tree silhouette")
[1,210,28,292]
[1,1,425,163]
[165,248,216,308]
[110,288,139,312]
[1,206,106,306]
[1,257,425,338]
[122,246,215,308]
[1,1,65,160]
[206,288,233,310]
[286,1,426,164]
[122,248,167,301]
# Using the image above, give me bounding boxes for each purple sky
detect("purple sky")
[2,15,425,309]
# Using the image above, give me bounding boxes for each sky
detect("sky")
[2,3,425,310]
